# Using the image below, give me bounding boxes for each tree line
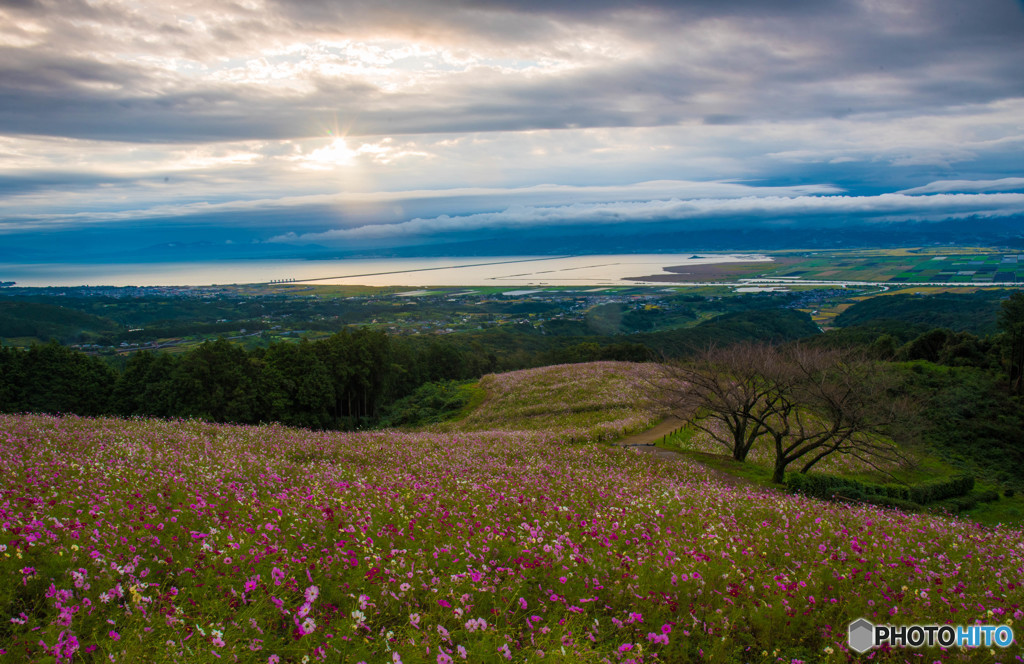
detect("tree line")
[0,330,502,430]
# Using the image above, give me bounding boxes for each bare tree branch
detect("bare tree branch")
[651,342,917,483]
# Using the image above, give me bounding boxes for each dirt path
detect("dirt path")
[617,417,685,446]
[615,417,690,461]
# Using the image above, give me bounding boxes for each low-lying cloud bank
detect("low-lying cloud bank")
[270,192,1024,246]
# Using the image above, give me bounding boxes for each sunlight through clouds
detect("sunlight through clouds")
[0,0,1021,258]
[299,138,358,170]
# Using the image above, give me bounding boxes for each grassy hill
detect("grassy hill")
[1,363,1021,663]
[438,361,664,441]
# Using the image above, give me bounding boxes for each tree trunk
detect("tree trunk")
[772,461,787,484]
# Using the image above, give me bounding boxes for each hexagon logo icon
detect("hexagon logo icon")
[848,618,875,654]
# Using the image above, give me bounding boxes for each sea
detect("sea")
[0,254,770,288]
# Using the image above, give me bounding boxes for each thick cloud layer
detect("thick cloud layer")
[3,0,1022,141]
[1,0,1023,258]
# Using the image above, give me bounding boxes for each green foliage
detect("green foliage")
[636,309,819,357]
[894,361,1024,488]
[378,380,478,428]
[0,301,122,344]
[930,490,1000,514]
[0,329,491,430]
[585,302,624,335]
[544,340,651,364]
[785,472,975,510]
[0,341,115,415]
[998,291,1024,393]
[835,291,1006,335]
[259,340,335,429]
[906,475,975,504]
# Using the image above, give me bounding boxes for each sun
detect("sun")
[303,138,358,169]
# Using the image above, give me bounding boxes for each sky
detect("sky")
[2,0,1024,261]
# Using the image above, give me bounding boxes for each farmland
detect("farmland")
[2,363,1022,663]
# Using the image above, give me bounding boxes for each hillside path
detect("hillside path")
[615,416,686,460]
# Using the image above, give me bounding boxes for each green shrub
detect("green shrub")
[866,496,921,512]
[378,380,475,428]
[907,475,974,504]
[787,472,976,507]
[975,489,1001,504]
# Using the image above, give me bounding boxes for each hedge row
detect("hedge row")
[785,472,976,506]
[930,489,1001,514]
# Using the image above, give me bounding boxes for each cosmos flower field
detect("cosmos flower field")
[1,363,1022,663]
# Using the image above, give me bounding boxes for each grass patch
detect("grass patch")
[959,489,1024,526]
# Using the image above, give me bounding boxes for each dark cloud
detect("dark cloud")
[0,0,1019,143]
[0,172,127,195]
[0,0,41,8]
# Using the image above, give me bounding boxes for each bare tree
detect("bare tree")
[754,345,911,483]
[650,342,799,462]
[654,342,913,482]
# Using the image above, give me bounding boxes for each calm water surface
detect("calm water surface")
[0,254,770,288]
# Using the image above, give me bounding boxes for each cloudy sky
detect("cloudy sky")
[2,0,1023,260]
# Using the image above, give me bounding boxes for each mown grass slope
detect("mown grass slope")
[438,361,664,442]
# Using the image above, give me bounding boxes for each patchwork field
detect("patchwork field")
[1,363,1022,663]
[623,249,1024,286]
[765,250,1024,285]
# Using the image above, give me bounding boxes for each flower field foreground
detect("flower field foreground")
[441,362,664,442]
[1,413,1023,663]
